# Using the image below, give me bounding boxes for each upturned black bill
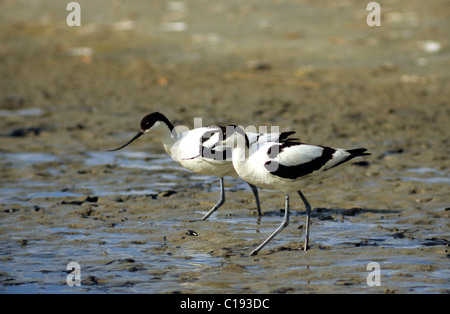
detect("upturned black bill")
[107,131,144,151]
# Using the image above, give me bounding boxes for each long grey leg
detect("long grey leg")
[201,177,225,221]
[249,194,290,256]
[246,182,262,216]
[297,190,311,251]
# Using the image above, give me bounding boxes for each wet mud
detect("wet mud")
[0,0,449,293]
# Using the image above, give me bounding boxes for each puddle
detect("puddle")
[401,177,450,184]
[84,151,188,172]
[0,153,60,167]
[82,151,192,196]
[0,108,44,117]
[400,167,450,184]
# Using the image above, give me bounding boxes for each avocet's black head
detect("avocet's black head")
[140,112,174,132]
[107,112,174,152]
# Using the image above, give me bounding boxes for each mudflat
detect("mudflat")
[0,0,449,293]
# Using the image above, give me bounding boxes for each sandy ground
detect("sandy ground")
[0,0,449,294]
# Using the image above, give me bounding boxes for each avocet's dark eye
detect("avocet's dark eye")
[140,115,155,131]
[140,119,152,131]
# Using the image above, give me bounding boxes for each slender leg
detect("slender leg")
[246,182,262,216]
[297,190,311,251]
[250,194,290,256]
[201,177,225,221]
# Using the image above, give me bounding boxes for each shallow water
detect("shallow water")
[0,108,44,117]
[400,168,450,184]
[1,150,449,293]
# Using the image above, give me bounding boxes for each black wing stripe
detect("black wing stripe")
[265,147,336,179]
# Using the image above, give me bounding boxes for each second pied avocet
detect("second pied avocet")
[221,125,370,256]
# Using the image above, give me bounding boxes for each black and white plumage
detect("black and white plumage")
[108,112,291,220]
[223,125,370,256]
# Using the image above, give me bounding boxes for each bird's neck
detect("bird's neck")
[152,120,178,153]
[231,134,250,168]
